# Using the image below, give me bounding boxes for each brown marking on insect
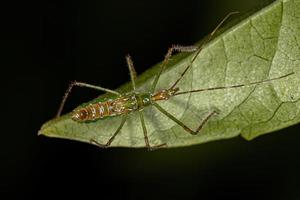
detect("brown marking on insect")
[151,88,179,101]
[72,108,89,121]
[71,94,139,122]
[73,102,106,121]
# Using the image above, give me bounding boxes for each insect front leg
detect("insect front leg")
[153,102,218,135]
[90,114,128,148]
[56,81,121,117]
[151,45,198,92]
[169,11,239,90]
[138,110,167,151]
[152,12,240,92]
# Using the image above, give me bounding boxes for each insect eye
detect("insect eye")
[143,98,149,103]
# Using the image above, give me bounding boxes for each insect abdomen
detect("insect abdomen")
[72,94,139,122]
[72,101,114,122]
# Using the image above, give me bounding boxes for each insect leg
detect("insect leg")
[138,110,167,151]
[151,45,198,92]
[56,81,121,117]
[169,11,239,90]
[90,114,128,148]
[126,54,137,90]
[153,102,217,135]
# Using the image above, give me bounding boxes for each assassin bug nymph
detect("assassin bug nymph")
[56,12,294,150]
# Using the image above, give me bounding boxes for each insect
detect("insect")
[56,12,294,150]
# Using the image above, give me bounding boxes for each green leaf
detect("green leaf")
[39,0,300,148]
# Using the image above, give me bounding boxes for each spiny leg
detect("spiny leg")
[56,81,121,117]
[151,45,198,92]
[126,54,137,91]
[126,55,167,150]
[90,114,128,148]
[169,11,239,90]
[153,102,217,135]
[138,110,167,151]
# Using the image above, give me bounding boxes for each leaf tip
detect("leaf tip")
[37,129,43,136]
[38,117,59,137]
[38,123,51,137]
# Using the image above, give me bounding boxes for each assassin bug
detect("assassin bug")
[56,12,294,150]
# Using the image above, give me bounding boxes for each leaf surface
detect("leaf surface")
[39,0,300,148]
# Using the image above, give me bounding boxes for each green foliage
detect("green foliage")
[39,0,300,148]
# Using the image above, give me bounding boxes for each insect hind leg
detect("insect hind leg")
[56,81,121,117]
[126,54,137,91]
[90,114,128,148]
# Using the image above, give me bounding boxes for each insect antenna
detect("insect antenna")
[169,11,239,90]
[173,72,294,96]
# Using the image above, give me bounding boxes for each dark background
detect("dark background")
[1,0,300,199]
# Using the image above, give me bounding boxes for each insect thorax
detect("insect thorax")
[111,94,139,114]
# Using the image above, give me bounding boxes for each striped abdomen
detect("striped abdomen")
[71,94,138,122]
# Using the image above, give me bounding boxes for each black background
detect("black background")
[1,0,300,199]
